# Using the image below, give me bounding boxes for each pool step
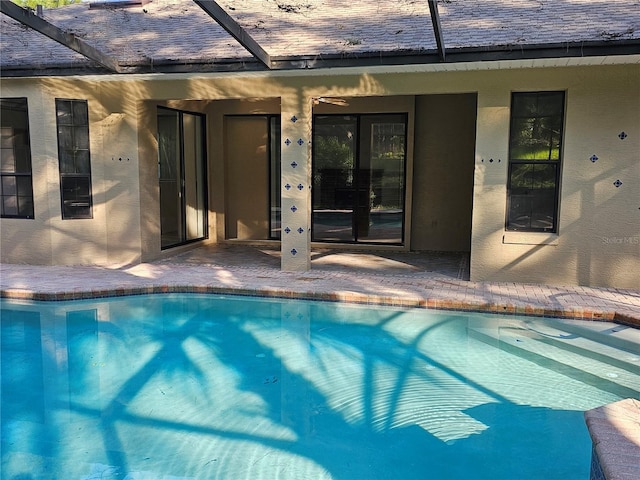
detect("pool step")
[521,319,640,374]
[534,319,640,356]
[468,319,640,399]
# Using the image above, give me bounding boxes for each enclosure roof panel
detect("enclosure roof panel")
[2,0,639,76]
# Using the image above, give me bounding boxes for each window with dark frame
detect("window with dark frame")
[1,98,34,219]
[56,99,92,219]
[507,91,565,232]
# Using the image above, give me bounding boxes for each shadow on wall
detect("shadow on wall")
[494,158,639,289]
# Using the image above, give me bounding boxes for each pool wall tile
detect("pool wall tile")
[590,447,606,480]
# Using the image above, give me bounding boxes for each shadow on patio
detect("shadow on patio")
[157,243,470,280]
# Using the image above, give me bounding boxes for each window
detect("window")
[1,98,34,218]
[56,99,92,219]
[507,91,565,232]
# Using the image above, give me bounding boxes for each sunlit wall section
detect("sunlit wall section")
[471,64,640,289]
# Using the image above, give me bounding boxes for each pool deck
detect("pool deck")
[1,244,639,326]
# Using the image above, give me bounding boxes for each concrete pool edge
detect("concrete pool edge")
[585,398,640,480]
[2,283,639,326]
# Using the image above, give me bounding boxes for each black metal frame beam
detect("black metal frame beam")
[193,0,272,69]
[428,0,446,62]
[0,0,120,73]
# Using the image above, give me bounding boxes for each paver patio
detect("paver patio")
[1,244,638,325]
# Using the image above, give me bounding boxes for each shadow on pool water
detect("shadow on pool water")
[2,294,621,480]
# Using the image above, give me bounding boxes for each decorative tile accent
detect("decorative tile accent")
[284,227,291,234]
[590,155,598,163]
[297,227,304,234]
[290,205,298,212]
[290,161,298,168]
[290,115,298,123]
[613,179,623,188]
[297,183,304,190]
[618,131,628,140]
[285,183,291,190]
[290,248,298,256]
[284,138,292,146]
[297,138,305,146]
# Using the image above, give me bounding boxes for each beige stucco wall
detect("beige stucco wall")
[0,78,141,266]
[1,61,638,288]
[225,116,271,240]
[412,94,476,252]
[471,65,640,289]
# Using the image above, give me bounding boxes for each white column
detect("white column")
[280,92,312,271]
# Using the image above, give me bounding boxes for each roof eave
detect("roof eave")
[2,39,639,78]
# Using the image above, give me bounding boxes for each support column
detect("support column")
[469,88,510,282]
[280,92,312,271]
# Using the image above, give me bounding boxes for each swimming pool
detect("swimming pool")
[2,294,638,479]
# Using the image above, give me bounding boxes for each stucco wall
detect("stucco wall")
[2,62,638,288]
[412,94,477,252]
[471,65,640,289]
[225,116,271,240]
[0,78,141,266]
[0,81,53,264]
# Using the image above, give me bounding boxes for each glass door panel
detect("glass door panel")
[269,117,281,239]
[183,114,205,241]
[158,107,207,249]
[158,109,182,248]
[312,114,406,244]
[312,116,357,242]
[358,115,406,243]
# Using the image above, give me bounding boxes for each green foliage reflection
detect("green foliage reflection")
[12,0,80,8]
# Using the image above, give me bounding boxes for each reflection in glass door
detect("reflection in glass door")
[312,116,357,242]
[312,114,406,244]
[158,107,207,249]
[269,116,282,239]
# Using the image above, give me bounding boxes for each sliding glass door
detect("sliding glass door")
[158,107,207,249]
[312,114,406,244]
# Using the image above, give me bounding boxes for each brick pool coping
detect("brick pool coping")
[585,398,640,480]
[2,282,639,327]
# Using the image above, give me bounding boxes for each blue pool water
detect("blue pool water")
[1,294,638,480]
